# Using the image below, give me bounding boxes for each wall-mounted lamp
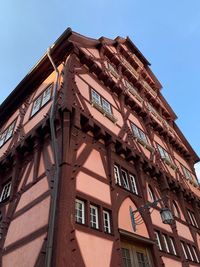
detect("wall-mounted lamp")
[130,198,174,232]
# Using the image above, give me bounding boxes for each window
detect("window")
[122,248,132,267]
[90,205,99,229]
[103,210,111,234]
[129,174,138,195]
[75,199,85,224]
[186,244,194,261]
[172,201,180,218]
[162,234,170,253]
[114,165,121,185]
[157,144,177,170]
[131,123,148,144]
[154,231,162,250]
[121,169,130,190]
[148,185,156,202]
[181,242,188,259]
[131,123,154,152]
[181,242,200,262]
[91,88,117,122]
[0,120,16,148]
[31,85,52,117]
[169,237,177,255]
[157,144,171,162]
[0,181,12,202]
[114,165,138,195]
[136,252,148,267]
[187,210,198,228]
[181,165,193,180]
[192,246,199,263]
[102,98,112,114]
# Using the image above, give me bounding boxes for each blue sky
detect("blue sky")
[0,0,199,175]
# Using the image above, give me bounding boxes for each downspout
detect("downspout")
[45,47,60,267]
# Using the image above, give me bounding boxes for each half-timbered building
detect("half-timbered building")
[0,28,199,267]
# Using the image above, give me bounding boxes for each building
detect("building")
[0,28,199,267]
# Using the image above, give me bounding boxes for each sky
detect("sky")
[0,0,199,177]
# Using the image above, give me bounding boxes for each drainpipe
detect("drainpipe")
[45,47,60,267]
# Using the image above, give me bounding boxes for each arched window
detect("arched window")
[172,201,180,218]
[148,185,156,202]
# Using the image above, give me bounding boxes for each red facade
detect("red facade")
[0,28,199,267]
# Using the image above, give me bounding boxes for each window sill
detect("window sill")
[91,101,117,123]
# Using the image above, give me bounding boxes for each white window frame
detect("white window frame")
[0,181,12,202]
[155,231,162,250]
[188,210,198,228]
[192,246,199,263]
[31,85,52,117]
[0,120,16,148]
[181,242,188,259]
[103,210,111,234]
[186,244,194,261]
[169,237,177,255]
[75,199,85,224]
[121,169,130,190]
[90,205,99,229]
[114,165,121,185]
[162,234,170,253]
[129,174,138,195]
[91,89,101,106]
[131,123,148,144]
[91,88,113,116]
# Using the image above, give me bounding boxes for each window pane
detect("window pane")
[129,174,138,194]
[103,210,111,233]
[162,234,170,253]
[5,121,15,142]
[131,123,140,139]
[155,231,162,250]
[136,252,148,267]
[121,170,130,190]
[75,199,85,224]
[102,98,112,114]
[41,86,52,106]
[0,132,6,147]
[90,205,99,229]
[122,248,132,267]
[138,129,148,143]
[31,95,42,116]
[169,237,177,255]
[0,182,11,202]
[181,242,188,259]
[91,89,101,106]
[114,165,121,185]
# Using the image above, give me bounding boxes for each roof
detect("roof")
[0,27,199,163]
